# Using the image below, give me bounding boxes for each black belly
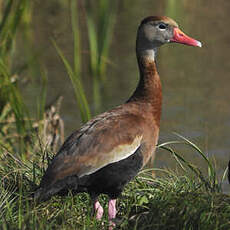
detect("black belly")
[78,147,143,199]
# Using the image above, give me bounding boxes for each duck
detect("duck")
[35,16,201,228]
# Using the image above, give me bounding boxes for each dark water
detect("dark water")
[22,0,230,191]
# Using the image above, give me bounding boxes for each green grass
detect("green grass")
[0,136,229,230]
[124,171,230,230]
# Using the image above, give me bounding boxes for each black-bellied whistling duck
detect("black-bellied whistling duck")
[35,16,201,228]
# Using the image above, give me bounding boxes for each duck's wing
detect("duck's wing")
[40,109,145,188]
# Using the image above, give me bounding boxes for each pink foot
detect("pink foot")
[108,199,117,229]
[94,200,104,220]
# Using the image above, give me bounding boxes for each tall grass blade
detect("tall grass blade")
[0,0,28,58]
[71,0,81,78]
[86,1,117,112]
[86,14,101,112]
[86,15,98,77]
[0,0,13,34]
[221,165,228,184]
[97,0,117,79]
[159,145,212,189]
[36,67,47,121]
[52,40,91,123]
[158,142,186,171]
[0,60,32,153]
[158,133,220,192]
[173,132,218,189]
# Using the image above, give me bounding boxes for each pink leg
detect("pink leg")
[108,199,117,230]
[94,200,104,220]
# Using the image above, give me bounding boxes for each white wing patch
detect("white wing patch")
[79,135,143,178]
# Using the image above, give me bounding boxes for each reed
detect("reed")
[158,133,220,192]
[86,0,117,112]
[0,1,48,154]
[0,0,33,153]
[53,1,117,119]
[53,1,91,123]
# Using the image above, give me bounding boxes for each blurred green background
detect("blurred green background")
[0,0,230,191]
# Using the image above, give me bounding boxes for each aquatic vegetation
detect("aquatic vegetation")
[0,135,229,229]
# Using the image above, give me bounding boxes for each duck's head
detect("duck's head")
[136,16,201,58]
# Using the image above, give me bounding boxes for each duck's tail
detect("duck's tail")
[34,176,79,203]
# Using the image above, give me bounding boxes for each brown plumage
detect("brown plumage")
[35,16,201,227]
[141,16,179,28]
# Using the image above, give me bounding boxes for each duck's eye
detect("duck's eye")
[158,23,167,30]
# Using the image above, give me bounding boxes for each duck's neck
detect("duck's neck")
[128,49,162,126]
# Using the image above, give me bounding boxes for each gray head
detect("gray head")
[136,16,202,60]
